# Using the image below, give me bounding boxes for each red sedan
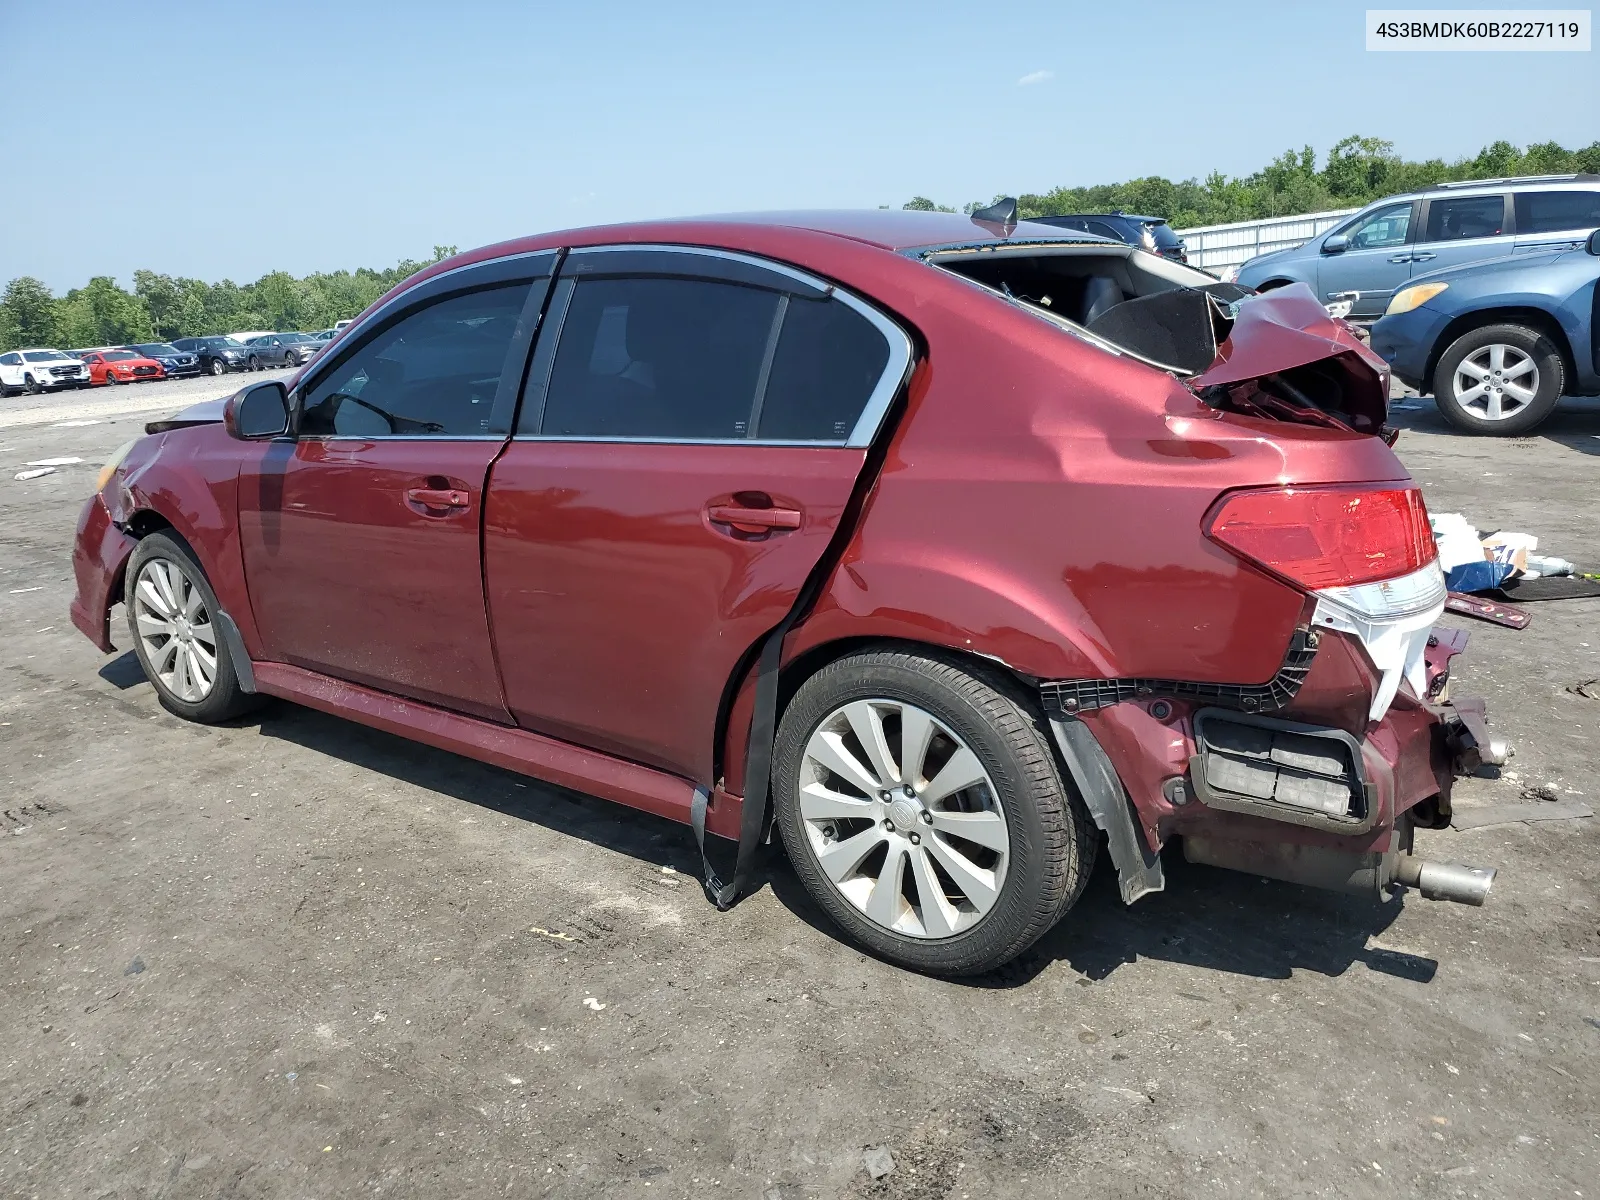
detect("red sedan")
[70,207,1501,975]
[79,349,165,385]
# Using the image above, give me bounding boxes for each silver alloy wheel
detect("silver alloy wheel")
[797,699,1009,938]
[1453,343,1539,421]
[133,558,218,703]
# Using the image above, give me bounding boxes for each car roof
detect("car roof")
[1378,173,1600,203]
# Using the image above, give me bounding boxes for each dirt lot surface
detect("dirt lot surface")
[2,387,1597,1199]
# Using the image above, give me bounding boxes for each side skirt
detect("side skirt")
[252,662,701,828]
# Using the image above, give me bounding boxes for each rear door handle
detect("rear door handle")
[406,487,471,511]
[1388,254,1413,263]
[706,504,802,533]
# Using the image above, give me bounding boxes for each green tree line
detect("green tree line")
[904,135,1600,226]
[0,247,457,353]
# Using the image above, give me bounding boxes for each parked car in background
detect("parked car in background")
[227,330,275,346]
[72,209,1500,977]
[309,328,337,342]
[243,332,319,369]
[1234,174,1600,320]
[0,348,90,394]
[1371,228,1600,435]
[1028,212,1189,262]
[125,343,201,379]
[171,335,250,375]
[78,349,164,385]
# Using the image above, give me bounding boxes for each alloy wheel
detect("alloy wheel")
[797,698,1009,938]
[133,558,219,703]
[25,374,41,394]
[211,358,226,375]
[1452,344,1539,422]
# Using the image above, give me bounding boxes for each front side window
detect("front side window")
[1514,189,1600,234]
[1346,203,1413,249]
[299,283,531,437]
[1425,195,1506,242]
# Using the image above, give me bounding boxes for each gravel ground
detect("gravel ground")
[1,389,1597,1199]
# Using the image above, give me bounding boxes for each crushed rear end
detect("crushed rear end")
[919,243,1501,907]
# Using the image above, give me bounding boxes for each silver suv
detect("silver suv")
[1235,174,1600,320]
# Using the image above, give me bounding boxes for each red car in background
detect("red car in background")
[79,349,165,385]
[69,207,1503,976]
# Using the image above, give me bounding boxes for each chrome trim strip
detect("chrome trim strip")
[511,435,855,448]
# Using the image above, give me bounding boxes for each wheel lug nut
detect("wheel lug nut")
[920,810,933,824]
[903,785,915,797]
[882,819,894,832]
[879,791,891,803]
[909,833,920,845]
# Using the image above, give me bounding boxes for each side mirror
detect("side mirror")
[225,381,291,440]
[1322,234,1350,255]
[1588,228,1600,256]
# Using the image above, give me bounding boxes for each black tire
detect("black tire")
[248,355,260,371]
[104,370,121,385]
[1431,323,1564,436]
[772,648,1095,976]
[24,373,42,395]
[124,532,262,724]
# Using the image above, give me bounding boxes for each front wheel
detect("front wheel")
[24,374,42,395]
[247,355,260,371]
[773,649,1095,976]
[125,532,261,723]
[210,358,227,375]
[1432,324,1564,435]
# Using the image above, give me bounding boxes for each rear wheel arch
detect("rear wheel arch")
[1423,306,1577,391]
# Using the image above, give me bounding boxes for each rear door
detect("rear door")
[1315,200,1418,317]
[484,247,911,783]
[1411,192,1513,275]
[236,252,553,721]
[1513,188,1600,254]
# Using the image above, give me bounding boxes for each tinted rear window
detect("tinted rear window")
[541,277,779,439]
[1425,195,1506,242]
[1515,189,1600,234]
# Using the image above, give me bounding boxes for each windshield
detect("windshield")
[134,343,180,356]
[103,351,138,362]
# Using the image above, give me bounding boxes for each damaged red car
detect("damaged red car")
[70,206,1503,976]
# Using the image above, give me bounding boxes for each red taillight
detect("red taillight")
[1205,484,1436,590]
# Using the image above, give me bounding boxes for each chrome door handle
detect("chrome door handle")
[1411,252,1436,262]
[1388,254,1412,263]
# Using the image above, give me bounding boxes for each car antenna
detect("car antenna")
[970,196,1019,227]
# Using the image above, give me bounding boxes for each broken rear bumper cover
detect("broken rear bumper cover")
[70,493,136,653]
[1038,611,1502,906]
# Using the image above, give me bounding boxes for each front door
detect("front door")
[1316,200,1418,318]
[484,250,911,783]
[237,269,548,722]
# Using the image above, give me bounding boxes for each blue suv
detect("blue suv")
[1236,175,1600,321]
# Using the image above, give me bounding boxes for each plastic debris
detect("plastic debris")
[24,457,82,467]
[862,1147,896,1179]
[581,997,606,1011]
[14,468,54,480]
[48,420,100,428]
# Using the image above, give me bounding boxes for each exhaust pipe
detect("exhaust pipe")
[1392,856,1496,906]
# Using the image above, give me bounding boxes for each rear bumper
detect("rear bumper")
[69,493,136,653]
[1042,625,1495,900]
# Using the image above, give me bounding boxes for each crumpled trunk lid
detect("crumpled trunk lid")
[1188,283,1391,436]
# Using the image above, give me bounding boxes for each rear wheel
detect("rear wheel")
[125,532,261,723]
[773,649,1094,976]
[1432,324,1563,436]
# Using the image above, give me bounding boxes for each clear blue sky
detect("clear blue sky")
[2,0,1595,291]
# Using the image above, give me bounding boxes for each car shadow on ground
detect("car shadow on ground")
[1390,393,1600,454]
[767,848,1436,990]
[105,656,1436,991]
